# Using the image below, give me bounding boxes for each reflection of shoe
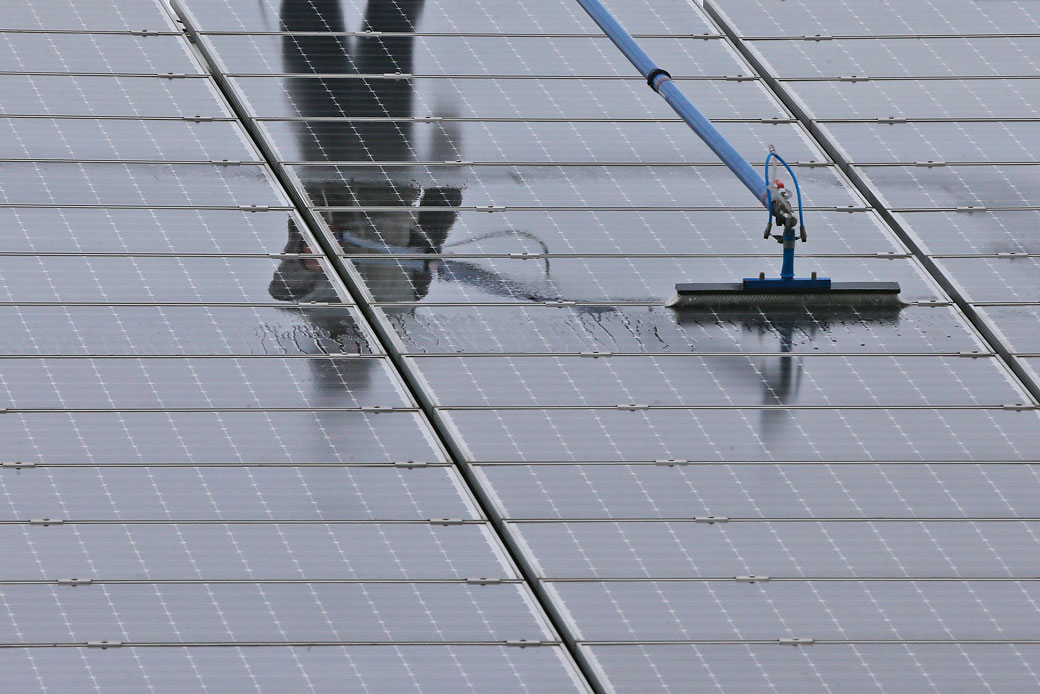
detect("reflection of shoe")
[414,186,462,252]
[269,218,320,301]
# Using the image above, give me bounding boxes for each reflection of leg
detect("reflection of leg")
[414,187,462,252]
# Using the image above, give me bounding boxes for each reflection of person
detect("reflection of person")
[269,0,463,308]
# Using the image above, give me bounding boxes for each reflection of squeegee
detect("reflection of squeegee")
[576,0,903,310]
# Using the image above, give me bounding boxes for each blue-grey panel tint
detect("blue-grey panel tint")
[585,644,1040,694]
[857,164,1040,210]
[478,464,1040,519]
[3,524,509,579]
[710,0,1040,37]
[1,0,173,31]
[0,208,312,255]
[265,120,819,165]
[384,304,984,355]
[0,357,407,409]
[0,119,254,162]
[210,35,742,77]
[0,411,443,463]
[0,466,473,520]
[355,256,936,305]
[0,33,197,74]
[323,209,898,256]
[895,210,1040,256]
[234,77,785,119]
[0,162,284,207]
[412,355,1023,407]
[514,521,1040,578]
[0,583,550,642]
[980,306,1040,354]
[0,305,376,356]
[747,37,1040,79]
[785,79,1040,120]
[0,645,588,694]
[185,0,714,34]
[551,580,1040,640]
[0,75,226,117]
[934,257,1040,303]
[447,409,1040,461]
[824,122,1040,164]
[0,257,338,304]
[293,164,858,210]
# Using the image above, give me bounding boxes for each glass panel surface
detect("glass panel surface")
[354,256,934,305]
[265,120,819,165]
[445,408,1040,462]
[477,463,1040,519]
[513,520,1040,578]
[0,411,443,463]
[1,0,173,31]
[785,80,1040,120]
[412,355,1022,407]
[894,210,1040,256]
[0,33,197,74]
[0,356,408,409]
[319,209,897,256]
[747,37,1040,79]
[550,580,1040,641]
[234,77,785,119]
[584,644,1040,694]
[0,257,340,304]
[857,164,1040,210]
[383,304,985,355]
[0,583,550,642]
[0,119,254,162]
[0,305,375,356]
[0,646,587,694]
[211,35,741,77]
[823,122,1040,164]
[2,523,509,579]
[711,0,1040,37]
[933,257,1040,303]
[185,0,714,34]
[0,75,227,117]
[0,465,474,520]
[0,162,284,207]
[0,208,314,255]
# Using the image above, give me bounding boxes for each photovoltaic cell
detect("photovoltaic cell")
[513,521,1040,578]
[0,33,199,74]
[0,411,444,463]
[0,646,588,694]
[3,524,511,580]
[0,119,255,162]
[478,463,1040,519]
[210,35,744,77]
[235,76,785,119]
[2,0,585,691]
[0,583,552,642]
[0,466,476,520]
[585,644,1040,694]
[0,75,227,117]
[0,305,376,356]
[187,0,716,34]
[383,304,985,354]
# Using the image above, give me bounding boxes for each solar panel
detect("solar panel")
[8,0,1040,690]
[1,2,589,689]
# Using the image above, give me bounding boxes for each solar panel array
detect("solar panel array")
[3,0,1040,691]
[0,1,588,691]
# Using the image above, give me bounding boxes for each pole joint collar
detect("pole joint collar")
[646,67,671,92]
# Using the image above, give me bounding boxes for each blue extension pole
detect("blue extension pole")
[575,0,770,207]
